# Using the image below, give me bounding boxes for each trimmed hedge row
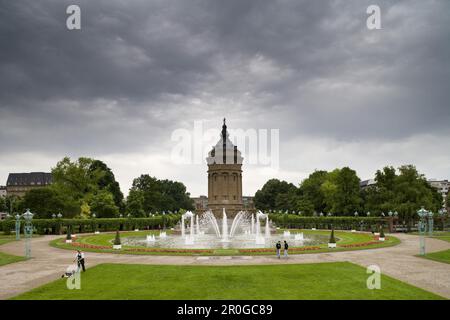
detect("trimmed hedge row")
[268,214,386,231]
[0,214,181,235]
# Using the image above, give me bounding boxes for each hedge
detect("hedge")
[0,214,181,235]
[268,214,386,231]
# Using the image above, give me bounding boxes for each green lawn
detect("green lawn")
[50,229,400,256]
[12,262,443,300]
[422,249,450,264]
[0,251,26,266]
[0,234,26,266]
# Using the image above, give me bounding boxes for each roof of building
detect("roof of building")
[207,118,243,165]
[360,179,376,188]
[6,172,52,186]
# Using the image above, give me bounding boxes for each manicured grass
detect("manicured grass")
[411,231,450,243]
[12,262,443,300]
[0,251,26,266]
[49,229,400,256]
[0,235,27,266]
[422,249,450,264]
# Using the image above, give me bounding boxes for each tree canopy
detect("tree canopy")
[125,174,194,215]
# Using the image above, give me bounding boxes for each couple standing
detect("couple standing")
[276,240,288,258]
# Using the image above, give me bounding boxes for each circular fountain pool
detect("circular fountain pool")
[122,232,329,249]
[121,210,329,250]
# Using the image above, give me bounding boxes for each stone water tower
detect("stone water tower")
[206,119,244,217]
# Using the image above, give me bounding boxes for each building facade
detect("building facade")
[6,172,52,197]
[428,179,449,207]
[0,186,6,198]
[192,195,208,212]
[206,119,244,217]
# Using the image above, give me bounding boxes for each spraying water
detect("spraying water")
[221,208,229,242]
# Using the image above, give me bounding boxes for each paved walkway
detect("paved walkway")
[0,233,449,299]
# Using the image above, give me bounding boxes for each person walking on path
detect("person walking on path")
[74,250,86,272]
[284,240,289,258]
[276,241,281,259]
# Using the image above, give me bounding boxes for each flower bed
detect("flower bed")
[123,248,214,254]
[338,239,388,248]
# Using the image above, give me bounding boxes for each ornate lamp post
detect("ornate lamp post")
[417,206,428,255]
[23,209,33,259]
[15,213,21,240]
[438,208,447,231]
[162,211,166,230]
[57,212,63,235]
[427,210,434,236]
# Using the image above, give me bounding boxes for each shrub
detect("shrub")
[329,228,336,244]
[114,231,121,245]
[380,226,385,238]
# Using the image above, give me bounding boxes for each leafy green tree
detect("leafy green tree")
[332,167,362,214]
[89,190,119,218]
[89,160,124,211]
[254,179,297,210]
[299,170,328,213]
[294,197,315,215]
[127,174,194,214]
[0,196,7,212]
[125,189,146,217]
[22,187,65,218]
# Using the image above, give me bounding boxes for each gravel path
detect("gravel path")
[0,233,449,299]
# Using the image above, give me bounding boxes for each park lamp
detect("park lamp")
[366,212,370,216]
[417,206,428,219]
[52,213,56,219]
[57,213,62,219]
[23,209,33,222]
[388,211,393,217]
[354,211,358,217]
[92,213,96,218]
[394,211,399,217]
[438,208,447,216]
[15,213,21,220]
[327,212,332,216]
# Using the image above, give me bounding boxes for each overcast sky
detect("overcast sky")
[0,0,449,197]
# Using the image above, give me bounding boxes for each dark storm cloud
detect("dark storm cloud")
[0,0,449,193]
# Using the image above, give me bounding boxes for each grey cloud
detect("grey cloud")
[0,0,449,193]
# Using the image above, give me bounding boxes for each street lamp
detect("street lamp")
[427,210,434,236]
[417,206,428,255]
[15,214,21,240]
[52,213,56,219]
[388,211,393,217]
[438,208,447,231]
[354,211,358,217]
[366,212,370,217]
[23,209,33,259]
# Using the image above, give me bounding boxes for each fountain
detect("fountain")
[221,208,230,242]
[121,209,329,249]
[196,214,200,235]
[251,214,255,234]
[265,216,270,238]
[255,211,265,245]
[294,233,304,241]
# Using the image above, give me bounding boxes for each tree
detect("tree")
[299,170,329,213]
[125,189,145,217]
[0,197,7,212]
[254,179,297,210]
[127,174,193,214]
[332,167,362,214]
[89,190,119,218]
[294,197,315,215]
[22,187,66,219]
[89,160,124,211]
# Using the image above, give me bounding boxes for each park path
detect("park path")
[0,233,449,299]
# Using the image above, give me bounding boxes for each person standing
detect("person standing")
[74,250,86,272]
[276,241,281,259]
[284,240,289,258]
